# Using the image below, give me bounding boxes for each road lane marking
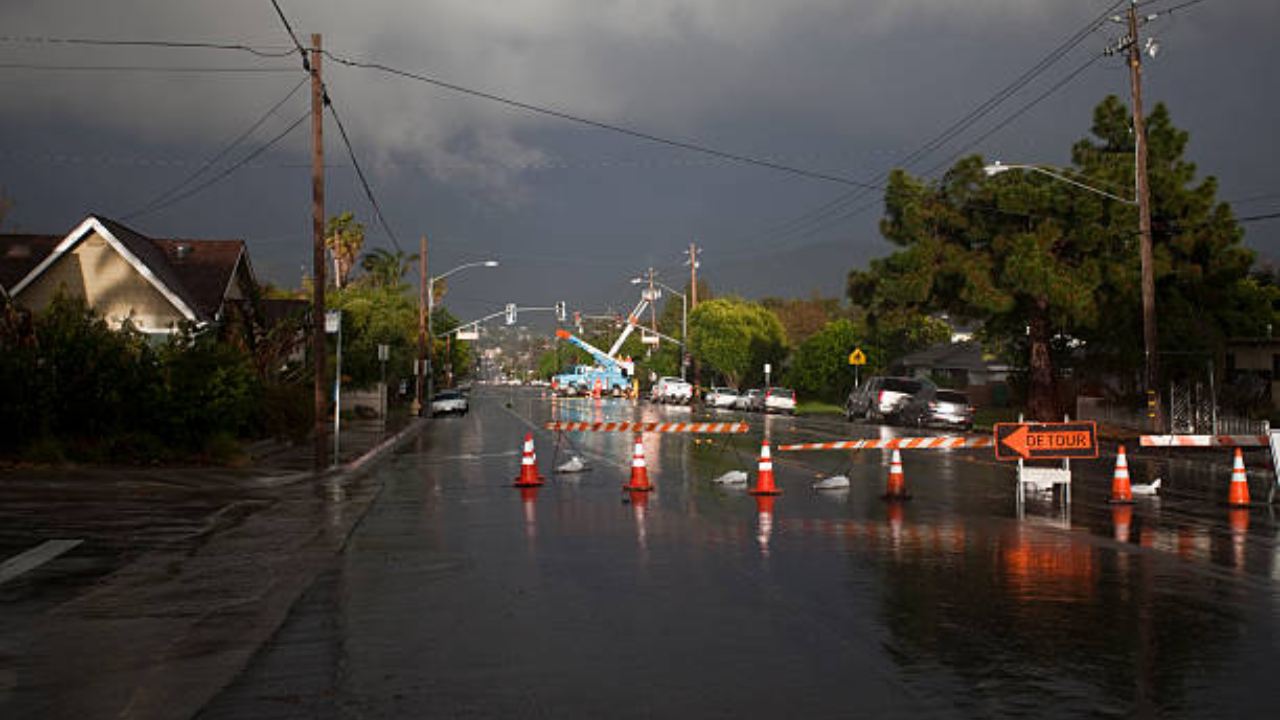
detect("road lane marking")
[0,539,83,585]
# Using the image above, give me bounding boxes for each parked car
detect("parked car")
[764,387,797,415]
[430,390,469,417]
[706,387,740,409]
[651,376,693,404]
[845,376,930,422]
[897,386,974,430]
[734,388,765,412]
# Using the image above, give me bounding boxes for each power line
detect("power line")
[122,110,309,220]
[326,100,403,253]
[267,0,311,70]
[709,1,1127,260]
[921,54,1104,177]
[0,35,295,58]
[1239,211,1280,224]
[320,50,884,191]
[264,1,403,253]
[1139,0,1218,14]
[718,52,1107,265]
[122,77,307,220]
[0,62,295,73]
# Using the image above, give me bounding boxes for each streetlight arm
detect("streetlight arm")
[431,259,500,287]
[985,163,1135,205]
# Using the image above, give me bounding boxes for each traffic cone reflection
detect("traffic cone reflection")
[755,494,776,555]
[882,449,910,500]
[1227,448,1251,506]
[1228,507,1249,569]
[623,434,653,491]
[513,433,545,487]
[1112,504,1134,543]
[749,440,781,496]
[1108,445,1135,504]
[520,485,539,539]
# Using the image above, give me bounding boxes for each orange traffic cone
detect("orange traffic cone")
[513,433,545,487]
[1108,445,1135,504]
[1227,448,1251,506]
[882,449,911,500]
[623,434,653,491]
[749,439,782,496]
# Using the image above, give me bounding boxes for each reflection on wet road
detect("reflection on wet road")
[197,388,1277,718]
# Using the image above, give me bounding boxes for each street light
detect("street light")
[983,162,1134,204]
[427,260,499,406]
[985,160,1158,428]
[631,276,688,381]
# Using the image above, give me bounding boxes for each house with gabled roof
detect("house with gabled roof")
[2,215,261,338]
[891,340,1013,406]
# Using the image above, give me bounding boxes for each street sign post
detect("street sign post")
[848,347,866,387]
[994,421,1098,460]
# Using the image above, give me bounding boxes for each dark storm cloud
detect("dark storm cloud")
[1,0,1276,316]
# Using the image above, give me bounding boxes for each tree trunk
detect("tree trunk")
[1027,311,1058,421]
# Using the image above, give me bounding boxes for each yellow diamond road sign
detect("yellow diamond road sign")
[849,348,866,366]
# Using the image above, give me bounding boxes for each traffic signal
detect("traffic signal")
[555,301,566,322]
[505,303,517,325]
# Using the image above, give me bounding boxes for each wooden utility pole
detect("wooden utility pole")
[1126,0,1161,431]
[415,235,427,416]
[310,33,327,469]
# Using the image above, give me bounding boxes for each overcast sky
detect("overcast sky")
[1,0,1276,326]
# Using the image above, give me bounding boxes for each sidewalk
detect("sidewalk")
[244,414,419,484]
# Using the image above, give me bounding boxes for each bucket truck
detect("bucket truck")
[551,298,648,397]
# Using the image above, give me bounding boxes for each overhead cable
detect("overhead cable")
[122,77,307,219]
[0,35,295,58]
[122,110,309,220]
[320,50,884,191]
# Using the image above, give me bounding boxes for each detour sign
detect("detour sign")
[994,422,1098,460]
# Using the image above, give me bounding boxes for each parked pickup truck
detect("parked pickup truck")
[651,376,693,404]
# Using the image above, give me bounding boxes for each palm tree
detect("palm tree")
[360,248,418,289]
[325,212,365,288]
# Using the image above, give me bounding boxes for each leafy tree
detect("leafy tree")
[430,306,474,387]
[760,293,850,347]
[329,282,417,388]
[1070,97,1278,385]
[689,297,787,388]
[325,212,366,288]
[787,319,864,403]
[849,96,1271,419]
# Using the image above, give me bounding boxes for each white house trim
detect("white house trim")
[10,216,200,323]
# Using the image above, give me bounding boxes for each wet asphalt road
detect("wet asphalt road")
[196,388,1279,719]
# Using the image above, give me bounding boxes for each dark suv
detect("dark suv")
[845,376,930,423]
[897,385,974,430]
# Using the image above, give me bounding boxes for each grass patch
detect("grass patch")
[796,401,844,416]
[973,406,1023,432]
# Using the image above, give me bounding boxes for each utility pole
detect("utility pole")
[310,33,327,469]
[687,243,701,396]
[1124,0,1161,432]
[415,235,427,416]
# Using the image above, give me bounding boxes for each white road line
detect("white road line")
[0,539,83,585]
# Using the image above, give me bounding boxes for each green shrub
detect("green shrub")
[21,436,67,465]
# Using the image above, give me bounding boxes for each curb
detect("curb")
[246,419,427,489]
